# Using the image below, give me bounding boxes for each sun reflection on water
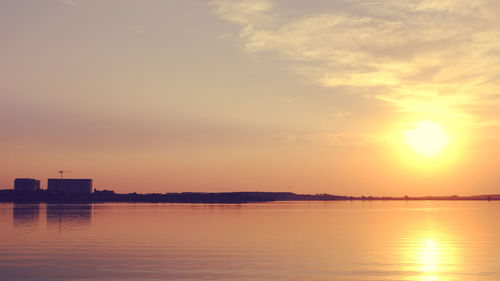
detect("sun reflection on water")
[417,238,439,281]
[403,223,459,281]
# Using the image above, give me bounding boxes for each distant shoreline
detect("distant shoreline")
[1,189,499,204]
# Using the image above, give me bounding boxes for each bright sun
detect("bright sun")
[404,121,450,158]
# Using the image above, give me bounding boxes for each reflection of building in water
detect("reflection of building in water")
[13,203,40,227]
[46,204,92,230]
[14,178,41,192]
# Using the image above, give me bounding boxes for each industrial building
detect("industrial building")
[47,179,93,194]
[14,178,41,192]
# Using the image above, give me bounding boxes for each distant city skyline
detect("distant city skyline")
[2,0,500,195]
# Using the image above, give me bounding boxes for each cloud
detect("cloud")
[59,0,80,8]
[301,132,383,146]
[211,0,500,127]
[59,0,77,7]
[335,110,352,118]
[273,132,385,146]
[209,0,275,26]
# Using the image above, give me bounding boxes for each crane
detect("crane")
[58,170,72,179]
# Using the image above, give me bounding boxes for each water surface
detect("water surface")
[1,201,500,280]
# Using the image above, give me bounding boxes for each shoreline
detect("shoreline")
[1,189,499,204]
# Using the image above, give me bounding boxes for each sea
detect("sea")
[1,201,499,280]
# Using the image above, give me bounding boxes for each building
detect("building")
[14,178,41,192]
[47,179,93,194]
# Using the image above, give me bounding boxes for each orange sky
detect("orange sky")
[1,0,500,195]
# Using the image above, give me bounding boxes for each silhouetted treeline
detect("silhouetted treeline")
[0,189,499,203]
[0,189,93,203]
[0,190,349,203]
[93,191,350,203]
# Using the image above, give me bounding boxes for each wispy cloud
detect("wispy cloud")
[273,132,385,146]
[58,0,78,8]
[209,0,275,26]
[211,0,500,128]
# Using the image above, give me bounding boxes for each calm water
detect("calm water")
[1,201,500,281]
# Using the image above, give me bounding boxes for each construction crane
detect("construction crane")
[58,170,72,179]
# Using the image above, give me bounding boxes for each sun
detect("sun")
[404,121,450,158]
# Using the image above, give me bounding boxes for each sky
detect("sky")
[1,0,500,195]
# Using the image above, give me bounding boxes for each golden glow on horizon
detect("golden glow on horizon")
[405,121,450,158]
[388,118,469,173]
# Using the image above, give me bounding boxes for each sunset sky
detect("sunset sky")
[2,0,500,195]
